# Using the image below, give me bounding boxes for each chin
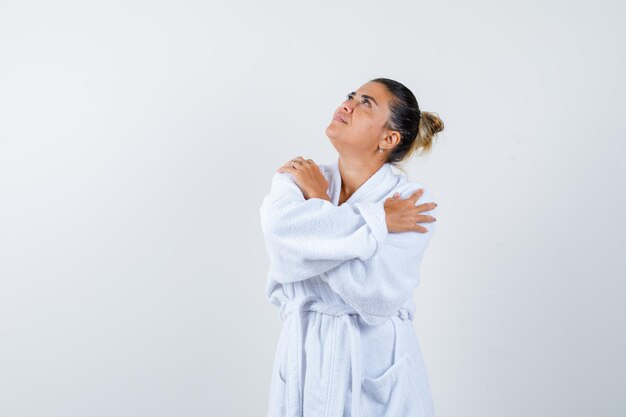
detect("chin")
[325,125,334,139]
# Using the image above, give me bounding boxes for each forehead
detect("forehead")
[356,82,391,106]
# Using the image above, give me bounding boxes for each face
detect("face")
[325,81,400,159]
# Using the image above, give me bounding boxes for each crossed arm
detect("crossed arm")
[259,171,437,324]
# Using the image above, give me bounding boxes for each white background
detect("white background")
[1,0,624,416]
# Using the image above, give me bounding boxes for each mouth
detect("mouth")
[333,114,347,124]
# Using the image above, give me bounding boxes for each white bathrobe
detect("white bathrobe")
[259,158,438,417]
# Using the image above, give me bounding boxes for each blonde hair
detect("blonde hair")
[400,110,444,160]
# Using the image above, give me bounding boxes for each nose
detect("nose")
[342,100,354,113]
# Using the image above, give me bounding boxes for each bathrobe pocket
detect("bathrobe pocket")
[267,324,289,417]
[266,361,287,417]
[361,354,426,417]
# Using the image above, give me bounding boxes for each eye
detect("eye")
[345,94,371,107]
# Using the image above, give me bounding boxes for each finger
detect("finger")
[415,214,436,223]
[284,157,304,167]
[281,158,301,169]
[285,157,306,170]
[415,202,437,213]
[384,193,400,204]
[412,224,428,233]
[277,165,297,174]
[407,188,424,203]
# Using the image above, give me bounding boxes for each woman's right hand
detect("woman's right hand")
[384,189,437,233]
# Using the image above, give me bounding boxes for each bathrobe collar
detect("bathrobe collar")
[327,158,399,206]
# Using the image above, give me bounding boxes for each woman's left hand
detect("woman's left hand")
[277,157,330,201]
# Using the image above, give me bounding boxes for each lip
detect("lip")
[333,114,347,124]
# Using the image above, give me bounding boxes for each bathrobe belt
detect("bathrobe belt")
[279,295,412,417]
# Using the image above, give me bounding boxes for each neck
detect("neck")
[337,157,385,203]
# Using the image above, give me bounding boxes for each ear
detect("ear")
[382,130,402,149]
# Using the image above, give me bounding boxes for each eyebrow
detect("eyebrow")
[348,91,379,107]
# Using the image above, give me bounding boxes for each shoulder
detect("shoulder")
[268,158,329,189]
[384,177,438,248]
[271,162,333,185]
[263,170,303,204]
[270,171,299,192]
[392,176,437,212]
[270,161,332,181]
[317,162,333,183]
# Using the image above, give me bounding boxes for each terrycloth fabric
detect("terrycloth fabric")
[259,158,438,417]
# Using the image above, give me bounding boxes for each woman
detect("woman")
[259,77,444,417]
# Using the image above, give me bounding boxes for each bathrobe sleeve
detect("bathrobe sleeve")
[259,171,389,284]
[319,186,437,326]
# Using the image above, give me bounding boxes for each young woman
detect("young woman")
[260,77,444,417]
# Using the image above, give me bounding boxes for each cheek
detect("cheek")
[349,123,380,148]
[354,117,380,138]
